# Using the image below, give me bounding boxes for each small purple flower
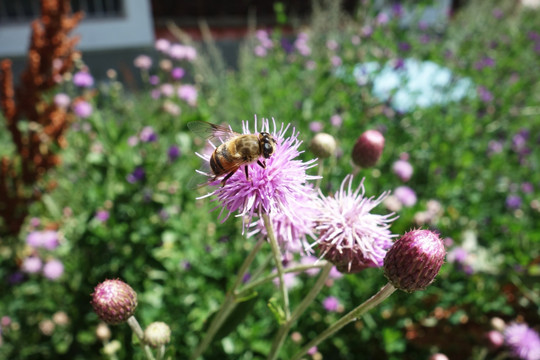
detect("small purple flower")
[393,160,413,182]
[272,270,298,289]
[394,186,417,207]
[521,182,534,194]
[196,117,319,229]
[323,296,340,312]
[26,230,59,250]
[127,167,146,184]
[22,256,42,273]
[127,136,139,147]
[149,75,160,86]
[478,86,493,103]
[169,44,197,61]
[177,85,197,106]
[376,12,389,25]
[43,259,64,280]
[487,140,504,155]
[91,279,138,325]
[504,323,540,360]
[139,126,158,143]
[398,42,411,52]
[171,67,185,80]
[492,8,503,19]
[309,121,323,132]
[54,93,71,109]
[447,246,468,264]
[160,83,175,97]
[313,175,397,273]
[73,100,93,118]
[134,55,152,70]
[299,255,321,277]
[487,330,505,348]
[506,195,522,210]
[330,114,342,127]
[330,56,342,67]
[95,210,110,222]
[326,40,338,51]
[167,145,181,162]
[155,38,171,53]
[254,45,267,57]
[73,71,94,88]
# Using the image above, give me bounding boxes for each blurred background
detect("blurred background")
[0,0,539,359]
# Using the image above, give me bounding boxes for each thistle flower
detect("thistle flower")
[144,322,171,348]
[22,256,42,273]
[312,175,397,273]
[504,323,540,360]
[73,70,94,88]
[197,117,319,230]
[351,130,385,168]
[323,296,341,312]
[392,159,413,182]
[43,259,64,280]
[383,229,446,292]
[91,279,137,325]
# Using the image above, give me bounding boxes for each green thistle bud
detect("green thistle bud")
[91,279,137,325]
[310,133,337,159]
[144,321,171,348]
[351,129,385,168]
[383,229,445,292]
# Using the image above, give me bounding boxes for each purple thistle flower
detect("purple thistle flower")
[392,159,413,182]
[127,167,146,184]
[134,55,152,70]
[504,323,540,360]
[478,86,493,103]
[394,186,417,207]
[177,85,198,106]
[26,230,59,250]
[95,210,110,222]
[167,145,181,162]
[43,259,64,280]
[323,296,341,312]
[312,175,397,274]
[73,70,94,88]
[22,256,42,273]
[171,67,185,80]
[73,100,93,118]
[197,117,319,230]
[506,195,522,210]
[91,279,138,325]
[139,126,158,143]
[54,93,71,109]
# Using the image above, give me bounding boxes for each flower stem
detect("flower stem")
[266,263,333,360]
[236,261,330,297]
[290,282,397,360]
[315,159,324,189]
[127,316,155,360]
[262,213,291,321]
[190,237,265,360]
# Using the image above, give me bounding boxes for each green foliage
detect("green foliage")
[1,0,539,359]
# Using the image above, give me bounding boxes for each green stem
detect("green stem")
[315,159,324,189]
[127,316,155,360]
[190,237,265,360]
[267,263,333,360]
[262,213,291,321]
[291,283,397,360]
[236,261,330,298]
[157,345,165,360]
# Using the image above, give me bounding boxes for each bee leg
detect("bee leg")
[220,169,237,186]
[257,160,266,169]
[244,165,250,180]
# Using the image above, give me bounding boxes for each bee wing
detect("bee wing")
[187,121,240,143]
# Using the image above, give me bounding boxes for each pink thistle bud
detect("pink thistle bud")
[144,321,171,348]
[91,279,138,325]
[351,130,385,168]
[383,229,446,292]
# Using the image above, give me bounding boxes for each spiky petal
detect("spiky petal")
[313,175,397,273]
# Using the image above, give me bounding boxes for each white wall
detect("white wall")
[0,0,154,57]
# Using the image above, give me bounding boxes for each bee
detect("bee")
[188,121,277,185]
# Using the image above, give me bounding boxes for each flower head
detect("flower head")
[91,279,138,325]
[504,323,540,360]
[73,71,94,88]
[323,296,341,312]
[312,175,397,273]
[43,259,64,280]
[73,100,93,118]
[197,117,319,230]
[384,229,446,292]
[392,159,413,182]
[22,256,42,273]
[352,130,385,168]
[144,322,171,348]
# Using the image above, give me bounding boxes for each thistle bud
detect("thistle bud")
[383,229,445,292]
[351,130,385,168]
[310,133,337,159]
[144,322,171,348]
[91,279,137,325]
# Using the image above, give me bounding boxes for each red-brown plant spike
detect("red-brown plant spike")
[0,0,83,236]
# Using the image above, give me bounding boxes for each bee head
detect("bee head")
[259,132,277,158]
